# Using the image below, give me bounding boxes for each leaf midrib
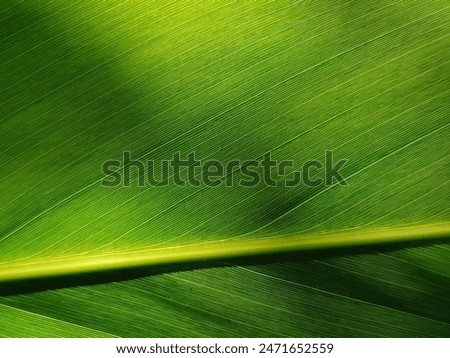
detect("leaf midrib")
[0,223,448,284]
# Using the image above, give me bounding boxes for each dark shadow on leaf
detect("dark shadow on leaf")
[0,0,162,236]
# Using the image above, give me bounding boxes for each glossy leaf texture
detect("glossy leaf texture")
[0,0,449,337]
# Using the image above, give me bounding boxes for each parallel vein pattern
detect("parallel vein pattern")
[0,0,449,337]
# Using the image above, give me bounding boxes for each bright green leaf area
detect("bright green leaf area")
[0,0,449,337]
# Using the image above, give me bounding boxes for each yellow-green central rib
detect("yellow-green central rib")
[0,223,449,283]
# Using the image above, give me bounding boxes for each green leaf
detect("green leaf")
[0,0,449,337]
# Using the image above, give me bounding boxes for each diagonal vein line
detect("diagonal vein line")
[0,4,441,246]
[0,0,301,98]
[0,0,374,168]
[0,0,194,68]
[0,0,304,175]
[247,122,449,235]
[318,257,450,303]
[68,286,209,338]
[60,72,442,254]
[9,40,447,259]
[298,155,450,234]
[0,0,26,25]
[236,266,450,329]
[92,74,448,251]
[0,302,119,337]
[366,179,450,226]
[176,151,450,245]
[114,282,283,337]
[0,0,241,121]
[175,274,374,335]
[0,0,84,48]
